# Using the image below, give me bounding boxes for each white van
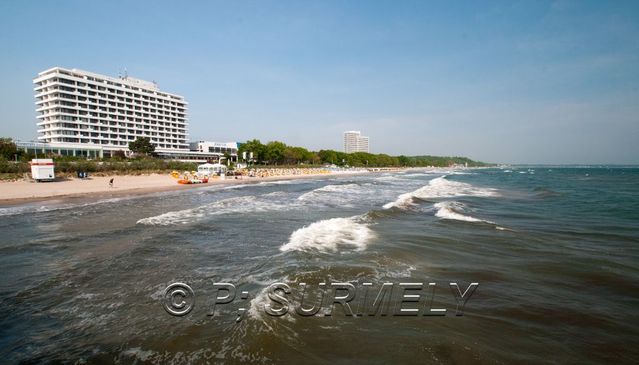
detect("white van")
[30,159,55,182]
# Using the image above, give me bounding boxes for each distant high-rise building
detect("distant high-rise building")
[343,131,370,153]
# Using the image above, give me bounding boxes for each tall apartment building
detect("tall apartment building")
[343,130,370,153]
[33,67,189,157]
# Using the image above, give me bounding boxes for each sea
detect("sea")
[0,167,638,364]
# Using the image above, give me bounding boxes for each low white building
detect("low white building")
[17,141,103,159]
[189,141,238,161]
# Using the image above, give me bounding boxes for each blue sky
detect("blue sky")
[0,0,637,164]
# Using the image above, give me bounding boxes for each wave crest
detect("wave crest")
[433,201,489,223]
[383,176,498,210]
[297,183,363,203]
[280,216,375,253]
[136,195,283,226]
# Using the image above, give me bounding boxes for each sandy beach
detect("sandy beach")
[0,170,374,206]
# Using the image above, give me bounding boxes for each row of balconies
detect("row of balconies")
[38,113,186,126]
[35,88,187,109]
[35,79,186,106]
[38,107,186,120]
[38,124,187,137]
[38,126,187,139]
[40,135,187,150]
[35,91,187,112]
[34,73,160,101]
[36,117,188,131]
[36,94,187,115]
[37,106,187,121]
[39,127,186,139]
[40,131,188,145]
[36,73,180,97]
[40,121,185,132]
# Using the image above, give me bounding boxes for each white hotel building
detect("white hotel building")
[343,130,370,153]
[31,67,220,161]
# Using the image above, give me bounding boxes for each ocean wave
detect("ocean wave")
[401,172,435,177]
[136,195,288,226]
[433,201,511,230]
[280,216,375,253]
[262,191,290,197]
[258,179,308,186]
[0,197,126,217]
[247,282,297,323]
[434,201,492,223]
[297,183,364,202]
[532,187,561,198]
[383,176,498,210]
[374,175,411,183]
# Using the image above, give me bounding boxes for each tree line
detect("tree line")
[0,136,489,172]
[237,139,489,167]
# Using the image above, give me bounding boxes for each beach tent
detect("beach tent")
[198,163,227,175]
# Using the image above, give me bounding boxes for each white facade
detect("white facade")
[189,141,238,156]
[16,141,103,159]
[34,67,189,155]
[343,131,370,153]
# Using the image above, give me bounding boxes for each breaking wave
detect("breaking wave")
[296,183,366,204]
[136,195,288,226]
[280,216,375,253]
[434,201,491,223]
[433,201,510,230]
[383,176,498,210]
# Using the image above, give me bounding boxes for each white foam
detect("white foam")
[382,264,417,278]
[0,197,126,217]
[297,183,362,201]
[433,201,508,230]
[258,179,304,185]
[136,195,287,226]
[247,286,270,320]
[383,176,498,210]
[434,201,488,223]
[263,191,290,197]
[374,175,411,183]
[247,285,298,322]
[280,216,375,253]
[401,172,434,177]
[122,348,158,362]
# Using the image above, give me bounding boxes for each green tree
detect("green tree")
[283,146,313,164]
[128,137,155,155]
[264,141,287,164]
[112,150,126,159]
[238,139,265,163]
[0,138,18,160]
[222,152,232,166]
[236,139,490,168]
[318,150,338,165]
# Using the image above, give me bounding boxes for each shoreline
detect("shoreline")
[0,170,383,207]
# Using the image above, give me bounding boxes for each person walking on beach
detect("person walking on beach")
[109,178,114,188]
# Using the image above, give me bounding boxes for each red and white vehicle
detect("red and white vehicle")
[30,159,55,182]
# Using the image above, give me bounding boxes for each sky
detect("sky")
[0,0,637,164]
